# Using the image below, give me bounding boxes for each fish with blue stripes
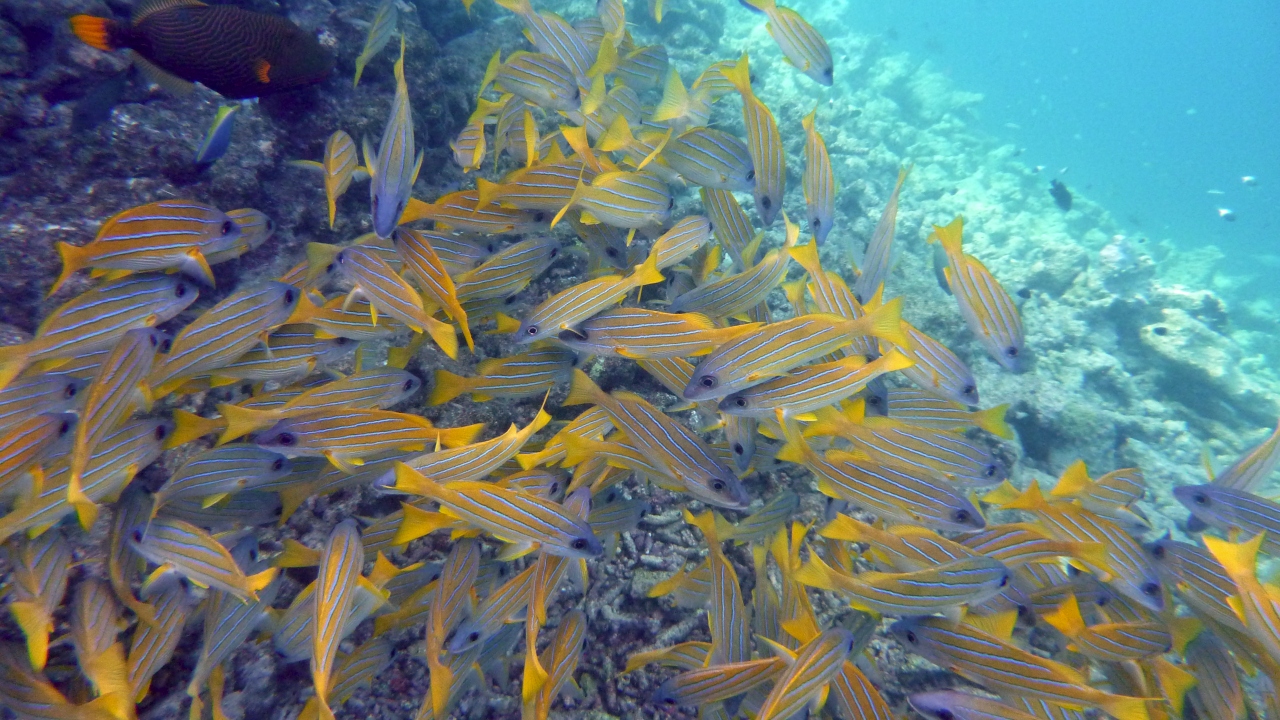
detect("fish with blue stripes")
[329,244,459,359]
[66,327,162,525]
[739,0,832,85]
[313,520,365,720]
[663,127,755,191]
[51,200,244,295]
[722,54,785,226]
[854,166,909,302]
[290,131,368,229]
[430,346,576,405]
[800,109,834,243]
[930,216,1026,372]
[365,38,422,239]
[393,463,602,559]
[254,408,483,471]
[352,0,396,86]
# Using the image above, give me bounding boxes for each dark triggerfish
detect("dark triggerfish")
[71,0,333,100]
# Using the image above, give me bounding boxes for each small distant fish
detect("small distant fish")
[353,0,397,86]
[493,52,583,120]
[856,165,910,302]
[70,0,333,100]
[194,104,240,171]
[1243,175,1257,186]
[290,131,369,230]
[739,0,833,85]
[1049,179,1072,211]
[1218,208,1236,222]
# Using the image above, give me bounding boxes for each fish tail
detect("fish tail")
[682,507,719,544]
[474,178,501,210]
[632,247,664,287]
[860,296,909,348]
[875,347,915,374]
[561,432,608,467]
[9,602,52,670]
[0,342,32,394]
[1040,593,1086,638]
[736,0,773,13]
[787,238,822,275]
[721,54,753,96]
[790,549,839,591]
[929,215,965,257]
[428,369,471,405]
[973,403,1014,439]
[67,476,98,530]
[1100,696,1152,720]
[564,368,606,407]
[774,411,813,465]
[51,241,89,296]
[422,315,460,361]
[168,409,225,449]
[801,107,817,133]
[393,504,456,544]
[438,422,484,448]
[216,403,276,444]
[70,15,122,52]
[996,479,1046,511]
[650,68,689,123]
[647,566,691,598]
[246,567,278,594]
[492,0,533,15]
[83,692,134,720]
[1050,460,1092,498]
[1202,532,1264,583]
[550,177,589,229]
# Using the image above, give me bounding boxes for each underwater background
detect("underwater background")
[0,0,1278,718]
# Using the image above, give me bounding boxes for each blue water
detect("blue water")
[845,0,1280,283]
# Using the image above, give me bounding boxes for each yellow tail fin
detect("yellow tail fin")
[974,403,1014,439]
[216,403,277,444]
[860,296,908,348]
[427,369,470,406]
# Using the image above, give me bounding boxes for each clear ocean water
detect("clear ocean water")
[845,0,1280,294]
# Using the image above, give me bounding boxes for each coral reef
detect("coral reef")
[1,0,1277,718]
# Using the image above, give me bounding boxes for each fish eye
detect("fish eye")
[733,397,747,408]
[130,529,145,543]
[467,631,480,642]
[573,87,581,100]
[1192,492,1208,505]
[962,384,976,396]
[935,711,954,720]
[998,574,1008,587]
[154,425,168,441]
[1150,543,1166,559]
[706,221,714,232]
[58,419,72,435]
[667,198,674,210]
[267,220,275,232]
[403,379,416,391]
[276,432,297,446]
[65,383,78,398]
[606,248,618,258]
[905,631,917,644]
[952,509,970,523]
[549,247,559,257]
[745,170,754,181]
[733,443,744,455]
[1141,581,1160,596]
[571,538,588,550]
[985,464,998,477]
[527,325,539,336]
[812,218,821,228]
[284,289,296,304]
[698,375,716,388]
[148,333,158,347]
[160,338,173,352]
[271,458,286,472]
[712,480,725,491]
[1005,346,1019,358]
[221,221,234,235]
[175,283,188,298]
[761,196,772,210]
[663,697,676,705]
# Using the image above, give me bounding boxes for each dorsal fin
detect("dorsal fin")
[132,0,206,24]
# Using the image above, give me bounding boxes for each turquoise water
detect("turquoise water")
[845,0,1280,285]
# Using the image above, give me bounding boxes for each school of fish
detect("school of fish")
[12,0,1280,718]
